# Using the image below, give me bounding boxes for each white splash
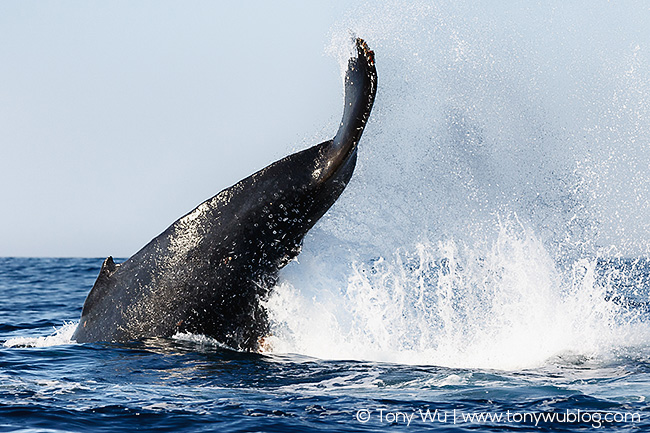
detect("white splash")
[266,221,648,369]
[172,332,233,350]
[261,0,650,369]
[4,322,78,348]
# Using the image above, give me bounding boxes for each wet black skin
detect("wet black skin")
[72,39,378,351]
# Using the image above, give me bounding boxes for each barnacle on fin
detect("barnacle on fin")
[356,38,375,66]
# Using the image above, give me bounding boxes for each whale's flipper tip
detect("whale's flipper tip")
[356,38,375,67]
[332,37,377,151]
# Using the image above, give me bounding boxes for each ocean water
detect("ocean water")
[3,1,650,432]
[1,257,650,432]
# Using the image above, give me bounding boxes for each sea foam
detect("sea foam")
[265,0,650,369]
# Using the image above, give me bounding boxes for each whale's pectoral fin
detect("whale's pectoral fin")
[72,38,378,348]
[316,37,377,185]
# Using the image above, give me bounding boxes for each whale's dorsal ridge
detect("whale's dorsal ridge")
[102,256,117,274]
[79,256,120,319]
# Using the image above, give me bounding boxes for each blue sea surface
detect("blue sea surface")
[1,257,649,432]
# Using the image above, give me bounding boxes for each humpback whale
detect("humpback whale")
[72,38,377,351]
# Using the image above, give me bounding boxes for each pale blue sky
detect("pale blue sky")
[2,1,650,258]
[1,1,353,256]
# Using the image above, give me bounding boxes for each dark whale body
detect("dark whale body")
[72,39,377,351]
